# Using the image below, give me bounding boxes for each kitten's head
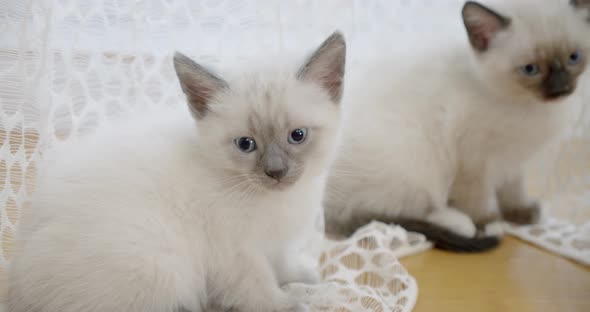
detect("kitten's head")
[463,0,590,103]
[174,32,345,191]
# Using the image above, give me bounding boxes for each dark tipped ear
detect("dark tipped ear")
[571,0,590,9]
[297,32,346,104]
[462,1,511,52]
[571,0,590,23]
[173,52,228,119]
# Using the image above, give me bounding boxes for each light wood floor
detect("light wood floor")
[400,237,590,312]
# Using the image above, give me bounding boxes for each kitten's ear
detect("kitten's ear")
[571,0,590,9]
[297,32,346,104]
[462,1,511,52]
[173,52,228,119]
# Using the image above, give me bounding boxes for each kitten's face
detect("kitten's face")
[512,45,586,101]
[200,80,340,190]
[463,0,590,103]
[174,32,345,191]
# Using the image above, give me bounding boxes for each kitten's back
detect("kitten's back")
[17,109,203,241]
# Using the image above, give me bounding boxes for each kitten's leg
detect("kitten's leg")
[449,171,501,227]
[219,253,306,312]
[275,252,320,285]
[497,175,542,225]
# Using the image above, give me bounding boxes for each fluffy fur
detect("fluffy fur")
[325,0,590,249]
[7,33,346,312]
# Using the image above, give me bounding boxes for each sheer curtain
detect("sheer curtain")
[1,0,589,275]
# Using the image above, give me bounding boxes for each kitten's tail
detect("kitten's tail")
[393,219,500,253]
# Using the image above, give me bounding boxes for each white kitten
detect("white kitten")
[7,32,346,312]
[325,0,590,252]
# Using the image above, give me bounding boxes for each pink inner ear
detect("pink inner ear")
[464,3,509,52]
[471,24,492,50]
[184,80,217,118]
[324,76,343,102]
[469,13,505,51]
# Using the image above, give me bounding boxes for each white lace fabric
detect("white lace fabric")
[506,219,590,266]
[1,0,589,310]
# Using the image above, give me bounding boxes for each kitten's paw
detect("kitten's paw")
[277,252,320,287]
[482,221,505,237]
[288,259,320,285]
[277,289,310,312]
[426,208,477,238]
[297,269,320,285]
[282,283,312,300]
[501,201,542,225]
[287,302,310,312]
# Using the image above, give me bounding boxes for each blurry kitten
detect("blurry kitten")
[7,32,346,312]
[325,0,589,252]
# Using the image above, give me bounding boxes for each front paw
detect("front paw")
[278,257,320,286]
[426,208,477,238]
[279,287,311,312]
[481,221,505,237]
[287,303,310,312]
[501,201,542,225]
[293,265,320,285]
[282,283,312,300]
[282,282,342,311]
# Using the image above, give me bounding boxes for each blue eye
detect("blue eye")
[234,137,257,153]
[288,128,308,144]
[568,51,583,65]
[520,64,540,76]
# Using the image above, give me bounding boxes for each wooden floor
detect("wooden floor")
[400,237,590,312]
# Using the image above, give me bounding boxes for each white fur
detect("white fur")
[7,45,343,311]
[325,0,589,236]
[425,208,477,238]
[483,222,506,237]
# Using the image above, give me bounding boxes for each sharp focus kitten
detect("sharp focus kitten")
[6,32,346,312]
[325,0,590,252]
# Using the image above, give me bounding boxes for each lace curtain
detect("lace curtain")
[1,0,589,272]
